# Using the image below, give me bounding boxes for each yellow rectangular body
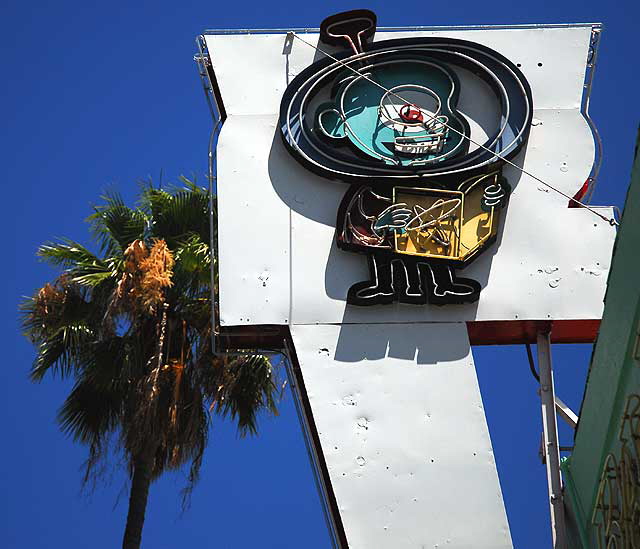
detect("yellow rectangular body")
[393,183,497,265]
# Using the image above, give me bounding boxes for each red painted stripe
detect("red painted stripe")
[466,319,600,345]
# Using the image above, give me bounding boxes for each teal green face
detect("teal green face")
[316,60,467,167]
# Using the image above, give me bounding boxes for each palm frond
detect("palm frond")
[21,280,98,380]
[212,354,280,436]
[38,239,102,268]
[71,270,114,287]
[173,234,210,274]
[88,191,147,254]
[169,234,211,306]
[30,324,95,380]
[144,180,210,246]
[58,375,123,445]
[37,240,118,288]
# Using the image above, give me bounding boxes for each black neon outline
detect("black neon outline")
[279,36,533,184]
[319,9,377,50]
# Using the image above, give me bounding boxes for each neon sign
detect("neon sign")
[280,10,533,306]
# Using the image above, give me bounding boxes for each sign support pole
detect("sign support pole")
[536,330,568,549]
[288,323,512,548]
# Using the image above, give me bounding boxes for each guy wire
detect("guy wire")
[289,32,618,227]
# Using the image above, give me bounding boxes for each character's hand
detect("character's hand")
[481,177,511,211]
[373,203,413,235]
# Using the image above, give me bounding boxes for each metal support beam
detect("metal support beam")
[537,331,568,549]
[554,396,578,429]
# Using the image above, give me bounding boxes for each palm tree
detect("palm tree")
[21,179,280,549]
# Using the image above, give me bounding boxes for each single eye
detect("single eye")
[399,104,424,123]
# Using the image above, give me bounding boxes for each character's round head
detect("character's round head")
[279,34,532,185]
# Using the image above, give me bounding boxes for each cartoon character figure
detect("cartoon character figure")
[279,10,532,306]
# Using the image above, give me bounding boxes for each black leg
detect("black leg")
[347,254,395,306]
[420,263,481,305]
[393,258,427,305]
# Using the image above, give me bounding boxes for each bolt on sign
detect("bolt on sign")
[197,11,615,548]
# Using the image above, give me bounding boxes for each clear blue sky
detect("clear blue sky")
[2,1,638,548]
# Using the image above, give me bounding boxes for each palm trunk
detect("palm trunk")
[122,457,153,549]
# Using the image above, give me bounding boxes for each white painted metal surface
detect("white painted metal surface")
[202,24,614,548]
[216,114,291,326]
[207,27,590,116]
[290,323,512,548]
[206,27,615,327]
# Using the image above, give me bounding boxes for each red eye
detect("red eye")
[399,104,424,123]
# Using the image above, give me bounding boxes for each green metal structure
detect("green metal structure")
[563,129,640,547]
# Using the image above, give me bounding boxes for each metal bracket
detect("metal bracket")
[194,35,225,354]
[555,395,579,429]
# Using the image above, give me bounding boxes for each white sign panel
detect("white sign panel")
[206,25,614,328]
[202,18,613,548]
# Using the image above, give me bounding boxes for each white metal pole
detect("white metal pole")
[536,331,568,549]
